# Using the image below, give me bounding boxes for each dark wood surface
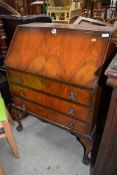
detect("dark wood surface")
[5,23,117,164]
[92,53,117,175]
[0,18,7,61]
[0,1,20,15]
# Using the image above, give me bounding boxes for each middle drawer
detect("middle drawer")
[8,69,95,107]
[10,83,94,122]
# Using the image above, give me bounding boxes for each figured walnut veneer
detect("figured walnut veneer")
[6,25,109,89]
[5,23,117,164]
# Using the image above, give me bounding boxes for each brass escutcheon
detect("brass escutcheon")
[67,107,75,116]
[68,122,75,129]
[69,91,77,101]
[20,91,25,97]
[16,77,23,84]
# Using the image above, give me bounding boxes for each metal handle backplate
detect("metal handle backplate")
[22,104,26,110]
[69,91,77,101]
[68,122,75,129]
[20,91,25,97]
[67,107,75,116]
[16,77,23,84]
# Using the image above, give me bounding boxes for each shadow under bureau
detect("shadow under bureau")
[5,23,117,164]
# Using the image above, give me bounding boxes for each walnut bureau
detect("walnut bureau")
[5,23,117,164]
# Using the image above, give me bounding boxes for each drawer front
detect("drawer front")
[8,69,95,107]
[10,83,93,122]
[13,96,92,135]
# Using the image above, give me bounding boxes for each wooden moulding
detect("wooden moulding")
[105,53,117,87]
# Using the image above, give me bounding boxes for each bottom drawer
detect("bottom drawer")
[13,97,92,135]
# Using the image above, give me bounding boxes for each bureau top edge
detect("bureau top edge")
[17,22,117,33]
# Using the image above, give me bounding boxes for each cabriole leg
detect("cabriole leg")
[11,107,27,131]
[77,137,93,165]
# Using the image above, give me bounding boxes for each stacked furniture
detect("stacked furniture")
[30,1,46,14]
[5,22,117,164]
[0,2,20,107]
[73,16,112,26]
[47,0,81,23]
[0,1,20,15]
[0,2,52,107]
[1,14,52,47]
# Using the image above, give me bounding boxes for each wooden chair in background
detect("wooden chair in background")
[47,0,81,23]
[93,9,102,17]
[92,16,105,22]
[80,10,91,18]
[92,8,105,22]
[108,18,117,25]
[114,21,117,26]
[0,93,19,159]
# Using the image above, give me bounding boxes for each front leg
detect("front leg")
[15,109,24,131]
[11,107,27,131]
[77,137,93,165]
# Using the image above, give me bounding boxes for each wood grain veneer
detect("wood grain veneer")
[5,23,117,164]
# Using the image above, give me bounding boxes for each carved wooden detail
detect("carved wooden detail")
[0,18,7,59]
[0,1,21,15]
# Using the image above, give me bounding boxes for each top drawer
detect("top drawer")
[7,69,95,107]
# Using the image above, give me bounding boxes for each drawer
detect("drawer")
[10,83,93,122]
[13,96,92,135]
[7,69,95,107]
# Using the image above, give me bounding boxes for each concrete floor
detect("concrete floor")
[0,116,89,175]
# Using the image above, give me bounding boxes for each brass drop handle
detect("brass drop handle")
[67,107,75,116]
[69,91,77,101]
[16,77,23,84]
[20,91,25,97]
[68,122,75,129]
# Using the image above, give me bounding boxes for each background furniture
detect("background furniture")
[5,23,117,165]
[0,1,52,58]
[114,21,117,26]
[92,16,105,22]
[47,0,81,23]
[30,1,47,14]
[108,17,117,24]
[0,70,11,107]
[0,1,21,15]
[1,14,52,47]
[0,18,7,65]
[0,2,20,108]
[73,16,111,26]
[0,93,19,158]
[91,52,117,175]
[80,9,91,18]
[0,2,52,108]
